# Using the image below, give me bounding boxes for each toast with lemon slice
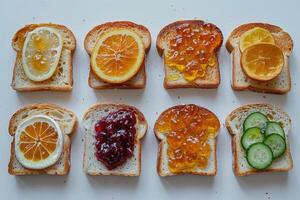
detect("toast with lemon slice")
[8,104,77,175]
[226,23,293,94]
[11,23,76,92]
[82,104,147,176]
[156,20,223,89]
[154,104,220,176]
[84,21,151,89]
[226,104,293,176]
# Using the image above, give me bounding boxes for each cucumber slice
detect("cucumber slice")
[241,127,264,150]
[243,112,268,132]
[246,143,273,170]
[265,122,285,138]
[263,134,286,159]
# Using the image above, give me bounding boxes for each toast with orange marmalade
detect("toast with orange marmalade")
[156,20,223,89]
[154,104,220,176]
[84,21,151,89]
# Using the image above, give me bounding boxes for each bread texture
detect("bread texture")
[84,21,151,89]
[154,104,220,176]
[156,20,223,89]
[225,104,293,176]
[226,23,293,94]
[11,23,76,92]
[8,103,77,175]
[82,103,147,176]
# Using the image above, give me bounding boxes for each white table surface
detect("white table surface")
[0,0,299,199]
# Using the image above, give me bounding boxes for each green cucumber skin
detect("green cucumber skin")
[265,122,285,138]
[243,112,269,132]
[263,134,286,159]
[246,143,273,170]
[241,127,264,150]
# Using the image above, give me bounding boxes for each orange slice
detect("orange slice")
[239,27,275,52]
[241,43,284,81]
[91,29,145,83]
[15,115,63,169]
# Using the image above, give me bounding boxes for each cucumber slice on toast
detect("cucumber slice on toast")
[263,134,286,159]
[265,122,285,138]
[241,127,264,150]
[246,143,273,170]
[243,112,268,132]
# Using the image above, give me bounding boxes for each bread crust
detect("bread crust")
[84,21,151,89]
[156,20,223,89]
[8,103,77,175]
[225,103,293,176]
[82,103,147,176]
[154,104,220,176]
[11,23,76,92]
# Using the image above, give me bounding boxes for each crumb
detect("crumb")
[119,98,122,101]
[177,96,180,99]
[32,17,36,20]
[155,112,158,115]
[158,74,162,78]
[64,180,66,183]
[263,96,266,99]
[81,139,84,142]
[82,19,86,22]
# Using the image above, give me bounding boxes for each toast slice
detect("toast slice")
[84,21,151,89]
[226,23,293,94]
[11,23,76,92]
[156,20,223,89]
[225,104,293,176]
[8,103,77,175]
[154,104,220,176]
[82,103,147,176]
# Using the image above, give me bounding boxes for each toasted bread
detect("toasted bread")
[226,23,293,94]
[8,103,77,175]
[11,23,76,92]
[84,21,151,89]
[154,104,220,176]
[82,103,147,176]
[225,104,293,176]
[156,20,223,89]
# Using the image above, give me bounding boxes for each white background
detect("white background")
[0,0,299,199]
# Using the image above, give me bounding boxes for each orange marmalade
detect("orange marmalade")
[156,104,220,173]
[164,22,222,82]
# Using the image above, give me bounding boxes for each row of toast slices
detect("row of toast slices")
[8,103,292,177]
[11,20,294,94]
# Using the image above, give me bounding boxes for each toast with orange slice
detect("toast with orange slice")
[84,21,151,89]
[156,20,223,89]
[8,104,77,175]
[226,23,293,94]
[11,23,76,92]
[154,104,220,176]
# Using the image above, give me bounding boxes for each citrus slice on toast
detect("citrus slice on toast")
[239,27,275,52]
[22,27,63,82]
[91,29,145,83]
[241,43,284,81]
[15,115,64,169]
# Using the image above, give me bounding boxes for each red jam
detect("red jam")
[94,109,136,170]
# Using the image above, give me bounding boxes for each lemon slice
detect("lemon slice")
[22,27,63,82]
[91,29,145,83]
[241,43,284,81]
[15,115,64,169]
[239,27,275,52]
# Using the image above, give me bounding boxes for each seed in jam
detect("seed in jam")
[155,104,220,173]
[164,22,222,82]
[94,109,137,170]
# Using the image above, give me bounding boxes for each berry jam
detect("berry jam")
[94,109,137,170]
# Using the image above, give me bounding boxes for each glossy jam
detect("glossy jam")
[94,109,137,170]
[164,23,222,82]
[20,122,58,161]
[156,105,220,173]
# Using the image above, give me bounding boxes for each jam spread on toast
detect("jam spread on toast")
[156,105,220,173]
[164,22,222,82]
[94,109,136,170]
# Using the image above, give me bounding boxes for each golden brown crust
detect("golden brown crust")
[154,104,220,176]
[226,22,293,56]
[11,23,76,92]
[156,20,223,89]
[225,103,293,176]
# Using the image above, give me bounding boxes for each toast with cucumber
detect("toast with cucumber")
[226,104,293,176]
